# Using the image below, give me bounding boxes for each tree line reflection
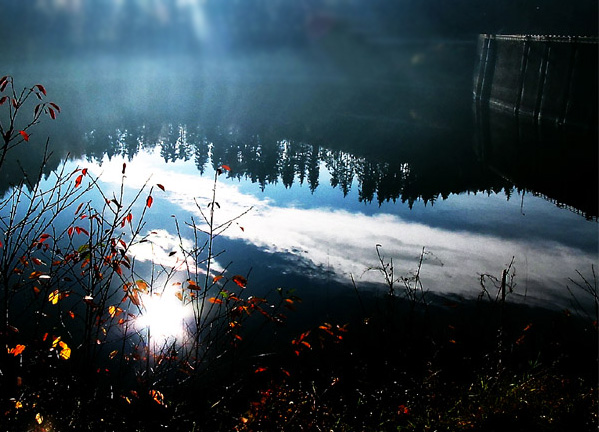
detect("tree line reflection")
[80,122,514,209]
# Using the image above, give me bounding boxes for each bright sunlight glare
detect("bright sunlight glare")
[136,289,193,343]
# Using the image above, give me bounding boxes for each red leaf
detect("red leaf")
[35,84,47,96]
[231,275,247,288]
[19,131,29,141]
[49,102,60,113]
[75,226,89,236]
[81,168,88,176]
[254,367,268,373]
[75,174,83,188]
[68,226,74,237]
[146,195,153,208]
[222,165,231,171]
[0,96,7,105]
[0,77,8,92]
[48,108,56,119]
[156,184,165,191]
[11,98,17,108]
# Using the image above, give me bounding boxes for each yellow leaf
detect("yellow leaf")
[15,401,23,409]
[52,336,61,348]
[48,290,60,304]
[36,413,43,424]
[175,291,183,301]
[109,350,118,359]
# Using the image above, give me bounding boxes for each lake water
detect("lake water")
[3,42,598,325]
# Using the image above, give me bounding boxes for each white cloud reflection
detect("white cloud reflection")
[83,150,597,309]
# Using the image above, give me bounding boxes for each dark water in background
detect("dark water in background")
[2,39,597,322]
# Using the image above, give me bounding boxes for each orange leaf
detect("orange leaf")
[75,174,83,188]
[232,275,247,288]
[58,341,71,360]
[254,367,268,373]
[19,130,29,141]
[8,344,26,356]
[146,195,153,208]
[222,164,231,171]
[149,390,164,405]
[187,279,201,290]
[209,297,223,304]
[213,275,224,283]
[135,280,149,293]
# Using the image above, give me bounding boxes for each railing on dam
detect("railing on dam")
[473,34,598,129]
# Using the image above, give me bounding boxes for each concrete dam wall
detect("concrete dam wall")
[474,34,597,129]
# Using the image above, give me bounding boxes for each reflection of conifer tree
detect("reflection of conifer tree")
[325,150,355,197]
[259,137,283,191]
[280,140,296,188]
[356,160,379,203]
[307,144,320,193]
[191,126,210,174]
[295,141,308,186]
[376,163,403,205]
[159,124,178,163]
[122,127,141,161]
[399,164,418,209]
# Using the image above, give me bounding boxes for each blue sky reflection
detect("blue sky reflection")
[80,149,598,311]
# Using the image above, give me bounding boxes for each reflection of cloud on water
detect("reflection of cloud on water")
[83,152,596,307]
[128,229,197,272]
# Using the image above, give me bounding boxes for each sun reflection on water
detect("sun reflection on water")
[135,289,193,344]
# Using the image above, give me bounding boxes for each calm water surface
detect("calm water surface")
[4,46,598,318]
